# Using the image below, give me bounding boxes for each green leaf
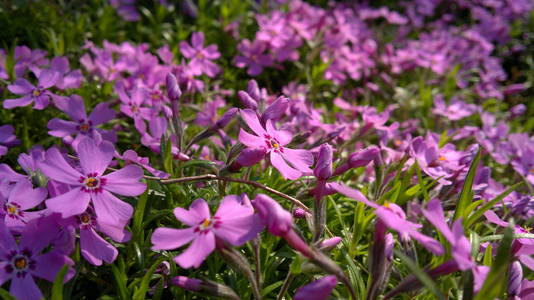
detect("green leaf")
[453,149,482,221]
[51,265,69,300]
[474,226,514,300]
[132,190,149,237]
[261,281,284,297]
[132,256,166,300]
[0,287,17,300]
[393,249,446,300]
[465,182,522,228]
[111,259,129,300]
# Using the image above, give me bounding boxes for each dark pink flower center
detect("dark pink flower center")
[77,119,93,134]
[195,217,221,234]
[264,134,283,153]
[4,202,24,219]
[78,211,96,229]
[31,88,43,97]
[80,173,106,193]
[5,249,35,278]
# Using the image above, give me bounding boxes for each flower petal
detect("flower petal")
[80,227,118,266]
[238,129,265,148]
[91,190,134,225]
[10,275,43,300]
[32,251,74,281]
[270,151,302,180]
[151,227,196,250]
[102,165,146,196]
[240,109,267,136]
[281,148,313,173]
[47,118,79,137]
[45,187,91,218]
[40,147,84,185]
[77,138,114,176]
[89,102,116,125]
[174,231,215,269]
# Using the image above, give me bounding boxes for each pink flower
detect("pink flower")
[39,137,146,226]
[238,109,313,180]
[180,32,221,77]
[151,195,263,268]
[3,69,60,110]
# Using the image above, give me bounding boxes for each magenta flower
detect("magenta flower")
[48,95,116,148]
[0,125,19,157]
[151,195,263,268]
[0,180,47,231]
[3,69,60,110]
[294,275,338,300]
[238,109,313,180]
[432,95,478,121]
[234,39,273,76]
[422,199,474,270]
[0,216,74,300]
[0,49,8,80]
[180,32,221,77]
[39,137,146,226]
[333,183,443,255]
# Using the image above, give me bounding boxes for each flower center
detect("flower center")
[196,52,205,60]
[14,257,27,270]
[264,135,283,153]
[32,89,43,97]
[530,168,534,174]
[438,156,447,161]
[81,214,91,224]
[80,173,106,193]
[131,105,139,113]
[4,203,23,219]
[77,119,93,134]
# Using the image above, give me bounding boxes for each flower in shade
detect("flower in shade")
[47,95,116,148]
[39,137,146,226]
[180,32,221,77]
[0,125,19,157]
[0,216,74,300]
[0,180,47,231]
[238,109,313,180]
[294,275,338,300]
[333,183,443,255]
[151,195,263,268]
[3,69,60,110]
[60,207,130,266]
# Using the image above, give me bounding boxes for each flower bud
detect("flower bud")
[262,96,289,122]
[252,194,293,236]
[318,237,342,251]
[238,90,258,110]
[314,144,333,180]
[294,275,338,300]
[508,261,523,297]
[172,276,239,300]
[333,146,380,176]
[293,207,309,219]
[166,73,182,101]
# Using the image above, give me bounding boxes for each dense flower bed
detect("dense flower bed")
[0,0,533,299]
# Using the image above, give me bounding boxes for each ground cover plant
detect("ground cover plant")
[0,0,533,299]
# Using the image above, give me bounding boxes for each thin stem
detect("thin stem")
[252,238,262,289]
[160,174,311,213]
[276,272,294,300]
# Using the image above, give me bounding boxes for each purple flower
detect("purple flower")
[32,57,82,90]
[234,39,273,76]
[13,46,48,77]
[48,95,116,148]
[4,69,60,110]
[0,216,74,300]
[294,275,338,300]
[432,95,478,121]
[333,183,444,255]
[422,199,474,270]
[0,180,47,231]
[151,195,263,268]
[180,32,221,77]
[115,83,152,130]
[0,125,19,157]
[39,137,146,226]
[237,109,313,180]
[61,207,129,266]
[0,49,8,80]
